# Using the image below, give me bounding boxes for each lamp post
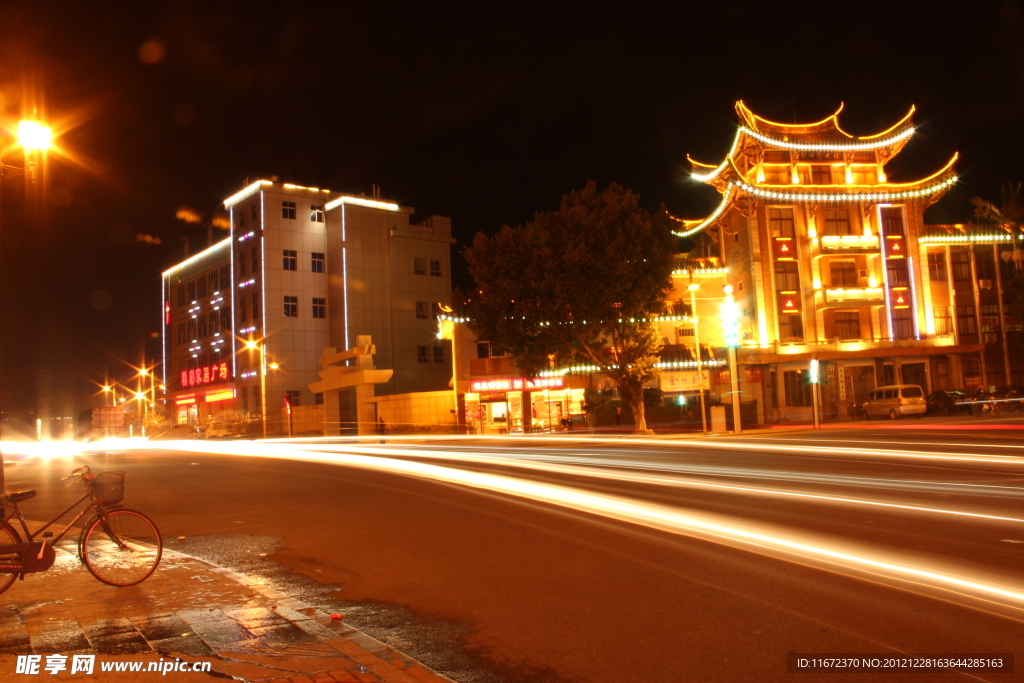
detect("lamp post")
[0,118,53,455]
[245,340,268,439]
[722,285,742,435]
[688,284,707,434]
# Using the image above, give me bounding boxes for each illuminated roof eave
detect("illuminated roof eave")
[860,105,916,140]
[737,100,848,134]
[670,187,735,238]
[740,125,914,152]
[743,152,958,192]
[163,237,232,277]
[324,196,401,212]
[223,180,272,208]
[733,173,958,203]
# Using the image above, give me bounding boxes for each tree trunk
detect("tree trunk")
[619,382,652,434]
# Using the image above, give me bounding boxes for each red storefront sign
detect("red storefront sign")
[180,361,230,388]
[470,377,565,392]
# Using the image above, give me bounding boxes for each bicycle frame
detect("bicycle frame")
[0,491,103,574]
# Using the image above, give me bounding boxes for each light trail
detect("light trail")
[284,442,1024,524]
[116,440,1024,617]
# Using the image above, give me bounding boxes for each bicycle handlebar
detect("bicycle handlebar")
[59,465,93,483]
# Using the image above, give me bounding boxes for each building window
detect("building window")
[254,390,261,412]
[238,249,246,277]
[239,211,245,228]
[834,311,860,340]
[220,307,232,330]
[774,261,800,291]
[783,370,812,407]
[927,252,947,282]
[197,276,208,299]
[314,392,324,405]
[186,279,196,302]
[476,342,505,358]
[430,259,442,277]
[252,291,259,319]
[414,257,427,275]
[768,208,795,238]
[780,312,804,342]
[880,206,905,237]
[176,284,187,308]
[891,308,914,339]
[283,249,297,271]
[197,314,207,339]
[251,245,258,273]
[434,346,444,363]
[312,297,326,318]
[250,203,258,223]
[811,165,832,185]
[974,247,996,280]
[284,295,298,317]
[282,201,296,219]
[208,272,219,294]
[762,166,790,184]
[981,303,1001,343]
[310,205,324,223]
[822,209,853,236]
[239,296,247,322]
[417,345,429,363]
[416,301,429,319]
[187,317,196,340]
[220,265,230,290]
[933,307,952,335]
[285,390,301,407]
[676,327,695,340]
[829,259,857,287]
[176,322,186,345]
[886,261,910,288]
[951,250,971,281]
[240,387,248,413]
[311,252,325,273]
[956,305,977,335]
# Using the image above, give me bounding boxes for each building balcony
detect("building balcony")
[818,234,879,252]
[821,287,884,304]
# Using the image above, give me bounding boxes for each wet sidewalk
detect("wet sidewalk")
[0,539,454,682]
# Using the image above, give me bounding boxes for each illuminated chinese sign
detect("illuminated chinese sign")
[658,370,710,392]
[470,377,565,392]
[180,361,230,388]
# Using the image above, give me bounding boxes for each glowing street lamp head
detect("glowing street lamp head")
[687,283,701,292]
[134,391,145,400]
[244,340,259,350]
[17,120,52,151]
[102,385,111,392]
[139,368,149,376]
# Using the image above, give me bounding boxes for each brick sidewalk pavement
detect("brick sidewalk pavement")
[0,539,453,683]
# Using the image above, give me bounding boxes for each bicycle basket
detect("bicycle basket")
[90,471,125,506]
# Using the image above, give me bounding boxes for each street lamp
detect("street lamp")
[245,340,269,439]
[722,285,742,435]
[0,117,53,456]
[687,284,707,434]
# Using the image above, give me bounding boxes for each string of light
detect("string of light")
[731,175,957,203]
[740,125,915,152]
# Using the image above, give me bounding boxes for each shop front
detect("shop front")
[172,360,237,426]
[464,376,586,433]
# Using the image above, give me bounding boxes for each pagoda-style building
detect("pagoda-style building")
[674,101,997,423]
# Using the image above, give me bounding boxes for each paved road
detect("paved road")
[3,422,1022,682]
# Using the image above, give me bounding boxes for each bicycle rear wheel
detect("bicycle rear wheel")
[0,521,23,595]
[82,509,162,586]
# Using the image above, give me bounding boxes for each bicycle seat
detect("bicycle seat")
[1,490,37,504]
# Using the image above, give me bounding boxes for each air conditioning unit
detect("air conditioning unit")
[979,279,993,290]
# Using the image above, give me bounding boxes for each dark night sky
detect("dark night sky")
[2,0,1024,414]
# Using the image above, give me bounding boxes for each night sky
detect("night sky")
[1,1,1023,416]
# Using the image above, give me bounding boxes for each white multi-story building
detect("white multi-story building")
[161,180,454,432]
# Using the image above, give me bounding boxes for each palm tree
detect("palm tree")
[971,182,1024,269]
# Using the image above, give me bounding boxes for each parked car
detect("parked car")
[861,384,927,419]
[926,390,972,416]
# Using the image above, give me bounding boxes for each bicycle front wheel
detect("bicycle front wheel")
[82,509,162,586]
[0,521,24,595]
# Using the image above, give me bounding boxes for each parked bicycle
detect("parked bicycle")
[970,389,1002,417]
[0,464,161,594]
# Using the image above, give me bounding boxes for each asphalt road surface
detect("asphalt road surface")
[4,419,1022,682]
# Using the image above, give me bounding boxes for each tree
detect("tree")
[971,182,1024,269]
[463,182,677,433]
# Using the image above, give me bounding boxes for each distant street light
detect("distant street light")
[245,339,270,439]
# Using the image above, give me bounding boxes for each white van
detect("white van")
[861,384,927,419]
